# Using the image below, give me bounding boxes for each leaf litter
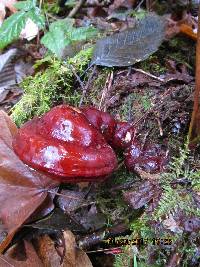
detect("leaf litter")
[0,110,59,252]
[0,230,93,267]
[0,48,34,112]
[0,1,200,266]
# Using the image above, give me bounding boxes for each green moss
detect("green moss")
[85,69,111,106]
[137,54,167,76]
[136,36,195,76]
[111,91,152,122]
[126,143,200,266]
[153,143,200,220]
[11,47,93,126]
[167,37,195,71]
[114,249,132,267]
[96,189,129,224]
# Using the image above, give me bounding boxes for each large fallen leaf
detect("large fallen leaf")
[0,111,59,252]
[91,13,165,67]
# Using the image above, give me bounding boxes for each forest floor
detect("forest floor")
[0,1,200,267]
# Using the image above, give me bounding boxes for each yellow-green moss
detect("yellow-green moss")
[11,47,93,126]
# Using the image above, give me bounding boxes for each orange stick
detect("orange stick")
[189,5,200,142]
[180,23,197,41]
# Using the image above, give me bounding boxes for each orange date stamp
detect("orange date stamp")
[103,237,173,246]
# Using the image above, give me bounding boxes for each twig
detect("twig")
[39,0,43,9]
[68,0,86,18]
[47,190,81,200]
[79,65,97,107]
[155,116,163,136]
[132,67,165,82]
[46,13,59,21]
[188,4,200,142]
[86,247,122,254]
[135,0,145,10]
[0,256,14,267]
[66,63,85,91]
[132,86,177,128]
[99,72,114,111]
[166,252,181,267]
[141,130,150,149]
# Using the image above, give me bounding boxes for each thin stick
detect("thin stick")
[79,65,97,107]
[155,116,163,136]
[39,0,43,9]
[47,190,82,200]
[99,72,114,111]
[86,247,122,254]
[68,0,86,18]
[135,0,145,10]
[188,4,200,141]
[132,67,165,82]
[66,63,85,91]
[0,256,14,267]
[132,86,176,127]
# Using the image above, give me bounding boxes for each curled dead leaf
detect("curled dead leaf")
[0,240,43,267]
[35,231,93,267]
[123,180,162,210]
[0,111,59,252]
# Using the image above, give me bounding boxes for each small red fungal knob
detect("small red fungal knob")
[81,107,116,143]
[125,140,168,173]
[112,121,136,150]
[13,105,118,183]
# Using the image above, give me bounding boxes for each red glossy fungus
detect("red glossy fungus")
[112,121,136,150]
[125,140,168,173]
[13,105,118,183]
[81,107,116,143]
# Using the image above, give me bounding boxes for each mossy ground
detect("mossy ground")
[11,47,93,126]
[10,35,199,266]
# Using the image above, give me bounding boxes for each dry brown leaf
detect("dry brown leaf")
[0,0,17,13]
[0,111,59,252]
[35,235,62,267]
[123,180,162,210]
[63,230,93,267]
[63,231,76,267]
[0,0,17,24]
[0,3,6,26]
[0,240,43,266]
[35,231,93,267]
[163,214,183,234]
[76,248,93,267]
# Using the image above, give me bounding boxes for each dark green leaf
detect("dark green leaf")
[41,20,73,58]
[41,19,98,58]
[41,28,71,58]
[0,11,27,49]
[14,0,36,11]
[0,5,45,49]
[91,13,165,67]
[70,27,98,41]
[27,8,45,28]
